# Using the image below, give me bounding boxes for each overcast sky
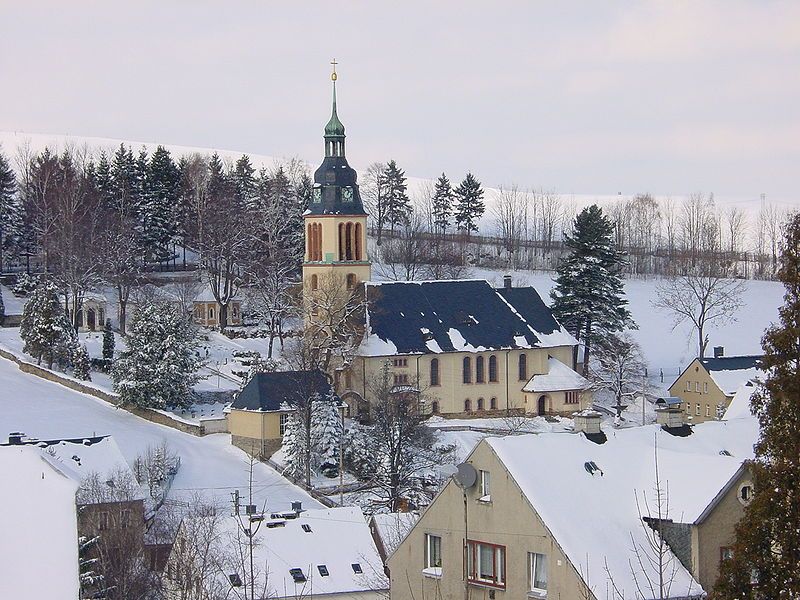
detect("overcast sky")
[1,1,798,200]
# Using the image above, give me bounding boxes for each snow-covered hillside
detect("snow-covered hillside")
[0,130,786,236]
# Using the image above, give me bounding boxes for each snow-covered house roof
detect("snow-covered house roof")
[361,280,576,357]
[698,355,763,395]
[0,445,80,598]
[483,417,759,599]
[522,356,588,392]
[2,434,144,502]
[193,284,241,303]
[181,506,387,598]
[231,370,336,412]
[369,511,419,561]
[722,381,757,420]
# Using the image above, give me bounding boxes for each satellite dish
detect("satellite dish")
[453,463,477,489]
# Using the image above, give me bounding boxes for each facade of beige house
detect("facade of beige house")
[301,69,588,420]
[669,352,762,423]
[388,417,755,600]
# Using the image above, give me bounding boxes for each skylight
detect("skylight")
[351,563,363,574]
[584,461,603,476]
[289,568,307,583]
[229,573,242,587]
[302,524,312,533]
[318,565,329,577]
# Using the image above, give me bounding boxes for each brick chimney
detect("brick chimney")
[714,346,724,358]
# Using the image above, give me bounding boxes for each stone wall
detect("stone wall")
[231,434,281,459]
[0,347,204,436]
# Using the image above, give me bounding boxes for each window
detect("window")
[354,223,362,260]
[280,413,289,436]
[476,356,485,383]
[99,511,110,531]
[739,484,753,505]
[393,358,408,367]
[430,358,440,386]
[706,404,711,417]
[463,357,472,383]
[393,374,409,385]
[490,397,497,410]
[703,382,708,394]
[696,403,701,416]
[208,307,215,319]
[565,390,580,404]
[425,534,442,569]
[488,355,498,382]
[720,547,734,562]
[528,552,548,593]
[431,401,440,414]
[695,381,700,392]
[318,565,329,577]
[346,273,356,290]
[479,470,491,500]
[119,509,131,529]
[464,399,472,413]
[685,380,691,392]
[466,540,505,588]
[351,563,363,574]
[518,354,528,381]
[232,305,239,318]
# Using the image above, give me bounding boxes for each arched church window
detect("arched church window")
[355,223,362,260]
[345,222,354,260]
[339,223,345,261]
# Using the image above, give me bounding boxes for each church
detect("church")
[304,65,590,419]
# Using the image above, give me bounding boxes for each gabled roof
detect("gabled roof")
[523,357,587,392]
[369,511,419,561]
[699,355,763,395]
[484,417,759,599]
[360,280,576,356]
[722,382,757,420]
[182,507,387,597]
[231,370,335,412]
[0,445,80,598]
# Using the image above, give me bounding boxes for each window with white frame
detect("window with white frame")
[706,404,711,417]
[466,540,505,587]
[479,470,491,501]
[279,413,289,436]
[694,381,700,392]
[424,534,442,569]
[696,403,701,416]
[703,382,708,394]
[528,552,548,593]
[685,380,691,392]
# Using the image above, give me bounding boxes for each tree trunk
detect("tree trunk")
[219,302,228,332]
[582,318,592,378]
[119,300,127,336]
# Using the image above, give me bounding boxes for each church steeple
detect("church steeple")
[324,60,345,146]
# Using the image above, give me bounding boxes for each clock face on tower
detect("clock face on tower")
[342,186,353,202]
[312,187,322,203]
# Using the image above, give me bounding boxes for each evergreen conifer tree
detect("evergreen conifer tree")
[20,280,75,368]
[0,285,4,320]
[281,412,308,480]
[111,302,203,408]
[713,212,800,599]
[311,396,343,475]
[382,160,411,234]
[94,150,113,208]
[431,172,453,235]
[233,155,257,210]
[143,146,179,262]
[102,320,115,360]
[71,341,92,381]
[550,205,634,375]
[453,172,485,236]
[110,144,136,216]
[0,149,23,271]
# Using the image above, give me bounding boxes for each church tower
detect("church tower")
[303,62,371,295]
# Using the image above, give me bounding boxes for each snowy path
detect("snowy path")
[0,358,320,512]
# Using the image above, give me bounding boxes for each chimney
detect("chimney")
[291,501,303,515]
[7,432,25,445]
[503,275,512,290]
[656,406,685,429]
[573,410,602,435]
[714,346,724,358]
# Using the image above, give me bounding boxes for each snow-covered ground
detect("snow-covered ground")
[0,357,319,513]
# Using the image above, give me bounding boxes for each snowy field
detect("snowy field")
[0,357,318,512]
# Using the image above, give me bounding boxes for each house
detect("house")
[669,349,763,423]
[192,285,242,328]
[301,67,588,419]
[387,414,759,599]
[163,505,388,599]
[0,444,81,598]
[68,292,109,331]
[228,369,338,458]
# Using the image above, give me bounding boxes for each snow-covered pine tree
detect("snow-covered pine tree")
[550,204,634,376]
[0,148,23,272]
[431,172,453,235]
[94,150,114,209]
[713,212,800,599]
[111,302,203,408]
[19,280,75,368]
[281,412,309,481]
[102,320,115,360]
[382,160,411,235]
[311,394,343,475]
[71,341,92,381]
[342,422,376,479]
[110,143,137,216]
[453,172,485,236]
[143,145,179,262]
[233,154,257,210]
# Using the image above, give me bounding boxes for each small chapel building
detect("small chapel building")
[303,65,589,419]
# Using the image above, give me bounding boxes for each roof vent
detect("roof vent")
[584,461,603,476]
[289,568,307,583]
[503,275,512,289]
[291,501,304,514]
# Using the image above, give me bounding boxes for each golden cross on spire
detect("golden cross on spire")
[330,58,338,81]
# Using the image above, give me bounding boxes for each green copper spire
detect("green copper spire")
[324,59,345,138]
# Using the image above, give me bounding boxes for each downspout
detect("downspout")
[505,350,510,415]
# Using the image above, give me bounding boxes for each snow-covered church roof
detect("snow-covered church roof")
[484,417,759,599]
[523,356,588,392]
[360,280,576,357]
